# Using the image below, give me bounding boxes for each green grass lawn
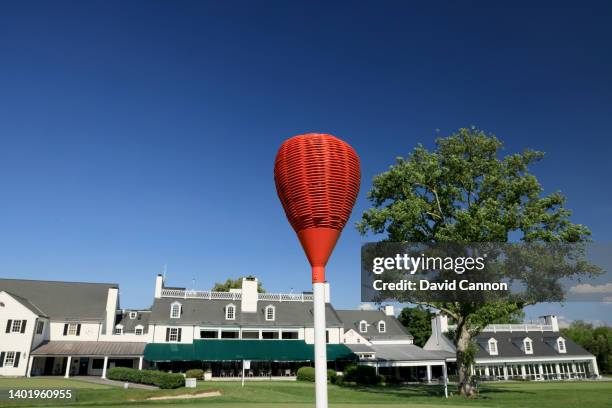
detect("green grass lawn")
[0,378,611,408]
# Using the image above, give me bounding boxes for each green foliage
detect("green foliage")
[343,364,382,385]
[357,127,595,394]
[296,366,315,382]
[562,321,612,374]
[327,369,338,384]
[106,367,185,389]
[212,276,265,293]
[398,306,434,346]
[295,366,337,383]
[185,368,204,379]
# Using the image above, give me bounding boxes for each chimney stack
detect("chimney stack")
[105,287,119,335]
[383,305,395,316]
[154,274,164,298]
[241,277,258,313]
[540,315,559,332]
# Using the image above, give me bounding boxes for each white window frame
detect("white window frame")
[359,320,367,333]
[129,311,137,319]
[488,338,498,355]
[557,337,566,353]
[3,351,16,367]
[226,304,236,320]
[11,320,22,333]
[67,323,78,336]
[168,327,180,342]
[170,302,182,319]
[523,337,533,354]
[265,305,275,321]
[377,320,386,333]
[114,325,123,335]
[135,325,144,336]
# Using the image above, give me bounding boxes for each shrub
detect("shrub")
[343,364,358,382]
[186,369,204,380]
[107,367,185,389]
[327,369,337,384]
[341,364,381,385]
[296,366,315,382]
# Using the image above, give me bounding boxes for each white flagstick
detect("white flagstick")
[313,281,328,408]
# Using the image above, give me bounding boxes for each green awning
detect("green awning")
[144,340,356,362]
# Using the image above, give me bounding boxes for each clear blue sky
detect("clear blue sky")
[1,1,611,325]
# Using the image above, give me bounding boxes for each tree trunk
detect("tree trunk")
[456,323,476,397]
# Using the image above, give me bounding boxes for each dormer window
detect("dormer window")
[170,302,182,319]
[378,321,386,333]
[226,304,236,320]
[359,320,367,333]
[129,311,137,319]
[488,338,498,355]
[557,337,566,353]
[135,325,144,336]
[523,337,533,354]
[114,324,123,335]
[265,305,275,321]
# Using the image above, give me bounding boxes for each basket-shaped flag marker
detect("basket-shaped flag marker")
[274,133,361,282]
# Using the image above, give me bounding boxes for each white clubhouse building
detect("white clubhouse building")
[0,275,600,381]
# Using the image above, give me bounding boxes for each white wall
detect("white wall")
[0,292,37,376]
[49,321,102,341]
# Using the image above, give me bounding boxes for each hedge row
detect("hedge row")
[106,367,185,389]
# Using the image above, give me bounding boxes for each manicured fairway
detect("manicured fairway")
[0,378,611,407]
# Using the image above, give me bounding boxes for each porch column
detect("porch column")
[442,364,448,398]
[484,365,490,377]
[555,363,561,379]
[538,364,543,379]
[590,358,600,377]
[426,365,432,382]
[101,356,109,379]
[571,362,577,378]
[64,356,72,378]
[521,364,526,379]
[26,355,34,378]
[503,365,508,380]
[138,356,144,370]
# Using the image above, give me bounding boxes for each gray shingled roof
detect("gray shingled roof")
[150,297,344,327]
[0,279,117,321]
[115,310,151,334]
[474,331,593,359]
[31,341,146,356]
[335,310,413,341]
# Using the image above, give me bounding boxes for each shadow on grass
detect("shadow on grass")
[338,382,537,401]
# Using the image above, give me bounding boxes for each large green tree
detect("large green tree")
[357,128,594,396]
[562,321,611,374]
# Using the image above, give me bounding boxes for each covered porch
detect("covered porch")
[144,339,356,379]
[29,341,147,378]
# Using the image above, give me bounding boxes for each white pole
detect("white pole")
[313,282,328,408]
[242,360,245,388]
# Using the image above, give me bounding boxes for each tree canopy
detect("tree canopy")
[357,127,595,395]
[212,275,265,293]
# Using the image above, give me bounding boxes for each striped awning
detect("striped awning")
[31,341,146,356]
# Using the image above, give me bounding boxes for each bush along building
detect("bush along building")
[424,314,600,380]
[0,275,600,381]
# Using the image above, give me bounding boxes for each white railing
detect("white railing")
[482,324,553,333]
[161,289,242,300]
[258,293,313,302]
[160,288,313,302]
